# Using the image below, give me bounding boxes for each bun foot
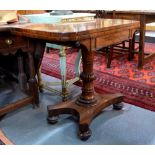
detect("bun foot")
[47,116,59,124]
[113,103,123,110]
[0,114,6,121]
[78,127,92,141]
[39,88,44,93]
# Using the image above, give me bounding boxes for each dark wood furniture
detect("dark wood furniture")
[98,10,155,68]
[1,18,140,140]
[0,26,45,118]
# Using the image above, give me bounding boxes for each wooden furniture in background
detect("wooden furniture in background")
[0,26,44,118]
[73,10,136,68]
[100,10,155,68]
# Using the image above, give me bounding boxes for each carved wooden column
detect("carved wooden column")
[76,44,96,105]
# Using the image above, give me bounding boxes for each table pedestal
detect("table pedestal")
[47,42,124,140]
[47,93,123,140]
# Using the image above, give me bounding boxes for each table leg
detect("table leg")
[17,50,27,91]
[47,43,124,140]
[28,52,39,108]
[35,42,46,93]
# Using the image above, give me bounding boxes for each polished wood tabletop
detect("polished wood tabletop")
[10,19,139,42]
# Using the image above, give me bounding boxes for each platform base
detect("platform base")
[47,93,123,140]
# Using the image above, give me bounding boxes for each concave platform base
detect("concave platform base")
[47,93,123,141]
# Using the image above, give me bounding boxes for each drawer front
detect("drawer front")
[0,35,28,50]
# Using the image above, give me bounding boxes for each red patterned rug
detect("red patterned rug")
[41,43,155,112]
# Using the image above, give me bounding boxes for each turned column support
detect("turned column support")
[75,43,97,105]
[47,39,123,141]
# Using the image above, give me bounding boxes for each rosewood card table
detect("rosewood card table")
[99,10,155,68]
[5,18,140,140]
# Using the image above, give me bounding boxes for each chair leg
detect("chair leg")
[107,45,114,68]
[122,41,126,48]
[66,49,82,88]
[40,44,82,101]
[59,47,68,101]
[74,49,82,77]
[46,46,50,53]
[132,32,136,59]
[128,38,133,61]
